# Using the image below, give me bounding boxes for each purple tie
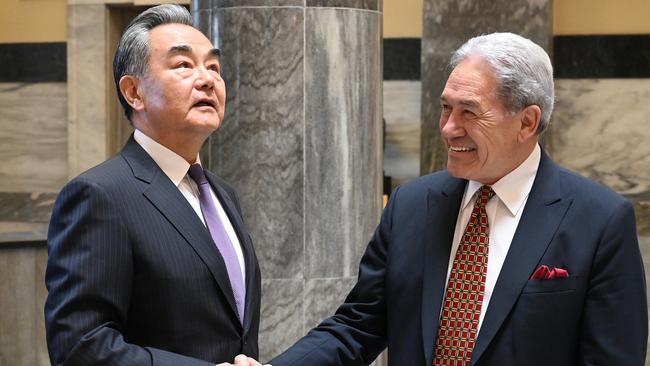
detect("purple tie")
[188,164,245,324]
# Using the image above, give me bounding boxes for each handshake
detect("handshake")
[217,355,267,366]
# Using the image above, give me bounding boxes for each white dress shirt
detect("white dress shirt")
[446,144,541,331]
[133,129,246,282]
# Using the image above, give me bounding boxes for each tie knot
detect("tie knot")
[476,185,495,206]
[188,163,208,185]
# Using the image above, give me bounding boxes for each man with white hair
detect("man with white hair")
[247,32,647,366]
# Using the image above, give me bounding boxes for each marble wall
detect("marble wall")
[383,80,420,188]
[198,1,384,362]
[420,0,553,174]
[0,83,67,193]
[551,79,650,361]
[0,80,64,366]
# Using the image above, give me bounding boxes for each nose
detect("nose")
[195,67,215,90]
[440,110,465,139]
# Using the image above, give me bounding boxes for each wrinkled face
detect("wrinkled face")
[439,56,529,184]
[136,23,226,139]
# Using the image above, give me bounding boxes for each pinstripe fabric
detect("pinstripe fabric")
[45,137,261,366]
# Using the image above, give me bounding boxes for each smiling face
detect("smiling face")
[439,56,539,184]
[126,23,225,149]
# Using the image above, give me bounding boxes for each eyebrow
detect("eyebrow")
[439,96,480,109]
[167,45,221,58]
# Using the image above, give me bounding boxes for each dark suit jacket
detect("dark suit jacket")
[271,151,647,366]
[45,137,261,366]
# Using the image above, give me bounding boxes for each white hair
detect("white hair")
[450,32,554,134]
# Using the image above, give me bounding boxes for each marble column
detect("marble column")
[420,0,552,174]
[194,0,383,363]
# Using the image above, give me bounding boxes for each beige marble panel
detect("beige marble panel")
[638,235,650,364]
[68,4,109,177]
[552,79,650,198]
[0,83,67,193]
[638,201,650,236]
[35,248,49,366]
[0,246,48,366]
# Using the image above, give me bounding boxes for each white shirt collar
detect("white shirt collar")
[133,129,201,187]
[462,144,541,216]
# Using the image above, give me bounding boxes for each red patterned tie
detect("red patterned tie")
[434,185,495,365]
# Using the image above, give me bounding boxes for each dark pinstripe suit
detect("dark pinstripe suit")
[45,137,261,366]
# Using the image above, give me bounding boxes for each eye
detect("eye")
[207,63,220,74]
[175,61,192,69]
[440,104,452,114]
[463,109,477,117]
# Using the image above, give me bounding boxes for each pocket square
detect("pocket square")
[530,265,569,280]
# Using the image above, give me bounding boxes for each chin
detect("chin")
[446,165,470,180]
[188,118,221,132]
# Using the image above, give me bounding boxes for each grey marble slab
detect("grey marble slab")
[551,79,650,199]
[0,193,56,223]
[383,81,420,188]
[211,7,305,279]
[193,8,213,40]
[304,7,383,279]
[192,0,213,11]
[420,0,552,174]
[0,83,67,193]
[258,279,304,362]
[303,277,357,330]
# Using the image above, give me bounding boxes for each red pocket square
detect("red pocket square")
[530,265,569,280]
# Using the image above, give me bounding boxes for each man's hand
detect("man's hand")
[216,354,264,366]
[233,354,263,366]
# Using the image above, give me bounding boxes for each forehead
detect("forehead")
[148,23,214,54]
[442,56,498,102]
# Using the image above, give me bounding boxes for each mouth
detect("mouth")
[193,99,216,109]
[448,146,476,152]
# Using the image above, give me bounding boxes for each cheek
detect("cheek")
[217,83,226,102]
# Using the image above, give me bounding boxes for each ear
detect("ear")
[518,104,541,142]
[119,75,145,112]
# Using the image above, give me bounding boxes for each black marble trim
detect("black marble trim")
[383,38,420,80]
[0,240,47,249]
[554,35,650,78]
[0,42,66,82]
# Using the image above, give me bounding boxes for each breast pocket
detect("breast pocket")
[513,275,584,364]
[521,275,579,294]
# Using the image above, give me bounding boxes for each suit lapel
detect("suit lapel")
[421,176,466,366]
[205,172,257,335]
[120,137,241,326]
[471,152,573,364]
